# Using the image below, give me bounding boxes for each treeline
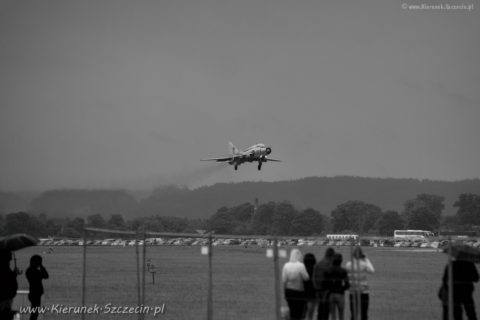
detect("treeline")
[0,212,204,239]
[1,193,479,238]
[206,202,328,236]
[206,193,480,236]
[2,177,480,219]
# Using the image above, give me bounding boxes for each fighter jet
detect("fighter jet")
[201,142,281,170]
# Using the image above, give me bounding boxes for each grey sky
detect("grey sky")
[1,0,479,191]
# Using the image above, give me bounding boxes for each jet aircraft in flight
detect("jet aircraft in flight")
[201,142,281,170]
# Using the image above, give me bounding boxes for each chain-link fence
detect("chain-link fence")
[12,230,480,320]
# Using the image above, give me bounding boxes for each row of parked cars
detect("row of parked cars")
[38,237,267,247]
[392,239,480,248]
[38,237,480,248]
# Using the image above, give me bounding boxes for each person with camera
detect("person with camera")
[345,246,375,320]
[26,255,49,320]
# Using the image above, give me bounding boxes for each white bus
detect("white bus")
[326,234,358,241]
[393,230,434,242]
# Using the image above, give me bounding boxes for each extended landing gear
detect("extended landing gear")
[257,163,262,171]
[234,164,238,170]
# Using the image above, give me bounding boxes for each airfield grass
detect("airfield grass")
[12,245,480,320]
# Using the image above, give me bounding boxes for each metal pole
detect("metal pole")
[81,229,87,320]
[448,238,453,320]
[141,229,147,319]
[135,230,141,319]
[350,241,360,320]
[350,241,355,320]
[273,237,281,320]
[207,233,213,320]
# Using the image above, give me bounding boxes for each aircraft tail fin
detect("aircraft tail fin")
[229,141,241,155]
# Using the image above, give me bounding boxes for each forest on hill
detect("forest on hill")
[1,176,479,219]
[137,177,480,218]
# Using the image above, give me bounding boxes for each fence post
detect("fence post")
[81,228,87,320]
[349,241,355,320]
[207,232,213,320]
[350,240,360,320]
[141,229,147,320]
[447,238,453,320]
[136,230,141,320]
[273,237,281,320]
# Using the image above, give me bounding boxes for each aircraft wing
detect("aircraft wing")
[200,156,234,162]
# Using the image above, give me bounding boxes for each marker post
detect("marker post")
[206,233,213,320]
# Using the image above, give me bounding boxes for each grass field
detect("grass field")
[11,245,480,320]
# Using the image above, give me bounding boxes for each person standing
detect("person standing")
[345,247,374,320]
[439,259,479,320]
[282,248,309,320]
[26,255,49,320]
[303,253,317,320]
[0,250,18,320]
[328,253,350,320]
[313,247,335,320]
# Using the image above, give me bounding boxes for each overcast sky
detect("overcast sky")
[1,0,479,191]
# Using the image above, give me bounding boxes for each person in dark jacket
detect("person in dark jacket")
[440,259,479,320]
[26,255,49,320]
[303,253,317,320]
[327,253,350,320]
[313,247,335,320]
[0,250,18,320]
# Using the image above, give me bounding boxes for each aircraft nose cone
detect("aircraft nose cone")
[266,147,272,155]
